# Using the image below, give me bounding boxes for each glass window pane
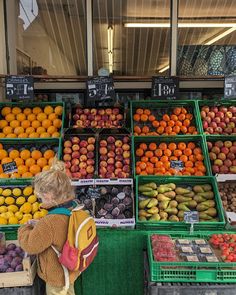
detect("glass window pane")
[17,0,87,75]
[93,0,170,76]
[178,0,236,77]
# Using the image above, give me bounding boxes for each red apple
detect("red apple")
[87,144,95,151]
[71,158,79,166]
[87,159,95,166]
[80,148,88,155]
[87,151,94,159]
[72,151,80,159]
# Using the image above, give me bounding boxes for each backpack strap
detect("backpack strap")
[48,208,71,216]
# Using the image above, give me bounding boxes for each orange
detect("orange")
[48,113,58,121]
[165,126,172,134]
[10,120,20,128]
[163,161,170,169]
[155,162,163,168]
[168,120,175,127]
[0,120,8,129]
[40,132,50,138]
[44,150,55,160]
[185,161,194,168]
[160,156,168,162]
[186,113,193,120]
[29,164,41,175]
[170,114,178,121]
[1,157,13,164]
[133,114,140,122]
[42,119,52,129]
[0,173,9,178]
[159,143,167,150]
[183,119,190,127]
[142,126,149,134]
[25,158,36,167]
[184,148,192,156]
[144,109,151,115]
[168,143,177,151]
[37,113,47,122]
[9,150,19,159]
[3,126,13,135]
[152,121,159,128]
[48,157,54,166]
[23,108,32,116]
[37,157,47,168]
[17,165,28,175]
[10,172,20,178]
[141,156,149,163]
[52,131,60,138]
[136,166,141,174]
[29,132,39,138]
[22,172,33,178]
[20,149,31,160]
[136,109,143,115]
[196,165,206,173]
[163,114,170,121]
[5,113,15,122]
[154,149,163,157]
[164,149,172,157]
[44,105,54,115]
[195,161,204,167]
[150,157,158,164]
[14,126,24,135]
[157,126,164,134]
[160,121,167,128]
[195,171,204,176]
[146,166,154,174]
[0,144,2,149]
[196,154,204,161]
[178,142,186,150]
[1,107,11,116]
[148,115,156,122]
[42,165,50,171]
[188,126,197,133]
[31,120,41,129]
[180,126,188,134]
[53,119,62,129]
[0,149,7,160]
[54,106,63,116]
[173,107,182,116]
[176,121,182,127]
[18,133,28,138]
[31,150,42,160]
[27,114,36,122]
[32,107,42,115]
[173,126,180,134]
[134,126,141,134]
[140,171,148,175]
[16,113,26,122]
[178,114,186,121]
[140,114,148,122]
[145,151,154,158]
[21,120,31,129]
[47,126,56,137]
[189,155,196,162]
[36,127,46,134]
[193,147,202,155]
[149,143,157,151]
[12,107,22,115]
[25,127,35,135]
[181,107,187,114]
[14,157,24,166]
[173,149,182,157]
[139,162,146,170]
[6,133,17,138]
[139,143,148,151]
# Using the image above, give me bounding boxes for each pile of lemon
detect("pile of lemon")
[0,186,47,225]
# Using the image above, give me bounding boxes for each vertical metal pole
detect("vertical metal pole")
[170,0,178,76]
[86,0,93,76]
[0,0,7,75]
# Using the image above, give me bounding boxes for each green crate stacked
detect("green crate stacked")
[0,102,65,228]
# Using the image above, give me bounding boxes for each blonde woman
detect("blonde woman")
[18,159,80,295]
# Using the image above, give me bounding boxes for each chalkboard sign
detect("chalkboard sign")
[170,160,184,170]
[184,211,199,223]
[86,76,115,107]
[224,75,236,99]
[2,161,17,174]
[152,76,179,100]
[5,76,34,100]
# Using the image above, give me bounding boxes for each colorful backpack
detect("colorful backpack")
[49,206,99,288]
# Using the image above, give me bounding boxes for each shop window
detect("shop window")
[178,0,236,77]
[16,0,87,75]
[93,0,170,76]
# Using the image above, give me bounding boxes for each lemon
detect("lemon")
[39,209,48,217]
[8,205,18,213]
[33,211,42,219]
[28,194,37,204]
[20,202,32,214]
[23,186,33,197]
[0,216,7,225]
[5,197,15,205]
[16,196,26,205]
[0,206,7,213]
[19,218,28,225]
[8,216,18,224]
[23,213,32,219]
[2,189,12,197]
[15,211,23,220]
[12,188,22,197]
[0,213,7,219]
[0,196,5,205]
[32,202,39,213]
[0,188,3,195]
[5,211,14,219]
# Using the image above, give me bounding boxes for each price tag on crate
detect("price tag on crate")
[170,160,184,170]
[5,75,34,100]
[224,75,236,99]
[2,161,17,174]
[184,211,199,234]
[86,76,115,107]
[151,76,179,100]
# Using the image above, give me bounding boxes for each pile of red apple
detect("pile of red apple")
[207,140,236,174]
[63,136,95,179]
[99,135,131,178]
[72,107,124,128]
[201,105,236,135]
[209,233,236,262]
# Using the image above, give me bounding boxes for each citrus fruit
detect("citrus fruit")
[0,216,7,225]
[16,113,26,122]
[20,202,32,214]
[33,212,42,219]
[48,113,57,121]
[44,150,55,159]
[3,126,13,135]
[31,150,42,160]
[5,197,15,205]
[8,216,18,224]
[53,119,62,128]
[31,120,40,129]
[32,107,42,115]
[18,133,28,138]
[1,107,11,116]
[23,108,32,116]
[22,172,33,178]
[44,105,54,115]
[25,158,36,167]
[0,173,9,178]
[5,113,15,122]
[40,132,50,138]
[37,113,47,122]
[47,126,56,135]
[52,132,60,138]
[2,157,13,164]
[30,164,41,175]
[0,133,5,138]
[28,132,39,138]
[20,149,31,160]
[0,188,3,194]
[54,106,63,116]
[23,186,33,196]
[32,202,39,213]
[0,149,8,160]
[10,172,20,178]
[0,196,4,205]
[25,127,35,134]
[5,211,14,219]
[16,196,26,205]
[2,189,12,197]
[6,133,17,138]
[37,157,47,168]
[12,188,22,197]
[42,119,52,129]
[17,165,28,175]
[10,120,20,128]
[27,114,36,122]
[28,194,37,204]
[9,149,20,159]
[12,107,22,115]
[8,205,18,213]
[39,209,48,217]
[42,165,50,171]
[0,120,8,129]
[21,120,31,129]
[15,211,23,220]
[14,157,24,166]
[0,206,7,213]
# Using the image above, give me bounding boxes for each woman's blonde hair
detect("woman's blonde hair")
[33,157,75,203]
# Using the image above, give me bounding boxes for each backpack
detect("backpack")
[48,206,99,287]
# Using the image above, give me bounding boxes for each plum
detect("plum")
[111,207,120,217]
[15,264,23,272]
[104,203,113,212]
[0,264,8,272]
[0,246,6,255]
[6,268,14,272]
[117,203,125,213]
[123,196,132,206]
[7,250,17,258]
[111,197,119,206]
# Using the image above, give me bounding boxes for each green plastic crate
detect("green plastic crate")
[0,102,65,138]
[147,231,236,283]
[197,100,236,134]
[136,176,226,231]
[130,100,202,135]
[132,135,211,177]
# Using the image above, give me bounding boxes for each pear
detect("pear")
[157,186,172,193]
[138,185,153,192]
[175,187,191,195]
[159,211,168,220]
[149,213,160,221]
[194,195,207,203]
[139,216,147,221]
[168,215,179,222]
[178,203,190,211]
[159,200,170,210]
[143,190,158,197]
[193,185,205,193]
[169,200,178,208]
[146,198,158,208]
[157,194,171,202]
[139,199,151,209]
[144,182,157,189]
[204,208,217,217]
[147,207,159,214]
[165,207,178,215]
[197,191,214,200]
[176,195,192,203]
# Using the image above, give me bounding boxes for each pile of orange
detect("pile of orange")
[0,143,56,178]
[135,141,206,176]
[133,107,198,136]
[0,105,63,138]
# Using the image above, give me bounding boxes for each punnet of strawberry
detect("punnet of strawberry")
[209,233,236,262]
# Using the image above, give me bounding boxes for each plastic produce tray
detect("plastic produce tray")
[136,176,225,231]
[132,135,211,177]
[147,231,236,283]
[131,100,201,136]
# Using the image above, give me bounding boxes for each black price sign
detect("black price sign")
[152,76,179,100]
[224,75,236,99]
[2,161,17,174]
[6,76,34,100]
[86,76,115,107]
[184,211,199,224]
[170,160,184,170]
